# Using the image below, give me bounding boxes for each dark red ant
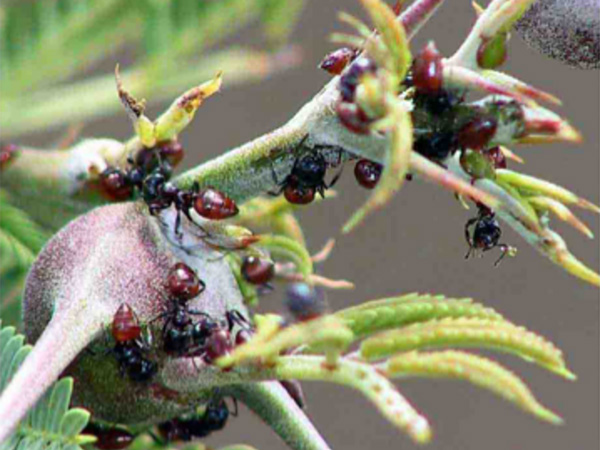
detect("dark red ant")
[83,423,134,450]
[465,205,513,265]
[157,399,232,442]
[167,262,204,300]
[193,187,239,220]
[457,115,498,149]
[320,47,356,75]
[336,101,372,135]
[412,41,443,94]
[272,146,342,205]
[285,283,328,322]
[202,310,252,363]
[99,148,238,236]
[354,159,382,189]
[111,303,157,383]
[158,263,215,355]
[241,256,275,285]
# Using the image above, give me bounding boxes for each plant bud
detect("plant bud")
[19,202,248,427]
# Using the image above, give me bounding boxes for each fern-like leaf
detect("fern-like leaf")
[0,190,49,323]
[359,317,575,378]
[383,350,562,424]
[0,190,49,272]
[0,322,94,450]
[335,293,503,337]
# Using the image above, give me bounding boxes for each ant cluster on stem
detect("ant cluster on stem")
[99,142,239,236]
[319,39,516,264]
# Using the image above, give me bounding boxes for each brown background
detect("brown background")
[23,1,600,449]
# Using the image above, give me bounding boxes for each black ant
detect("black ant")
[110,303,157,383]
[156,398,234,442]
[465,206,514,265]
[271,140,343,205]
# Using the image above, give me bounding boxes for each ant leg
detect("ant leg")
[230,397,239,417]
[327,165,344,189]
[174,210,183,239]
[257,283,274,295]
[268,162,286,196]
[229,310,252,334]
[464,217,478,259]
[464,217,477,246]
[148,431,166,446]
[493,244,511,267]
[149,310,169,325]
[187,310,211,318]
[316,184,326,199]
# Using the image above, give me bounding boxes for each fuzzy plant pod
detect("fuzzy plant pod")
[9,202,248,426]
[515,0,600,69]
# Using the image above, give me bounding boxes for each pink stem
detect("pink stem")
[401,0,447,37]
[0,304,106,443]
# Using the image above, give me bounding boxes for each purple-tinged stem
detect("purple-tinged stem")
[0,301,107,443]
[400,0,447,37]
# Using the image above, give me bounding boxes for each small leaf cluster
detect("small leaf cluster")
[0,322,94,450]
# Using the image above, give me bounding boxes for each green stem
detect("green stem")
[224,381,332,450]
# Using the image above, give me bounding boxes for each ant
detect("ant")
[465,205,514,265]
[240,256,275,286]
[110,303,157,383]
[201,310,253,364]
[100,150,238,236]
[155,262,217,355]
[354,159,382,189]
[272,142,343,205]
[157,398,234,442]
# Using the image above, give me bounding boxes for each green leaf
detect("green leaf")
[0,190,49,273]
[59,409,90,438]
[384,350,563,424]
[0,322,91,450]
[335,293,503,337]
[255,235,313,281]
[360,317,575,378]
